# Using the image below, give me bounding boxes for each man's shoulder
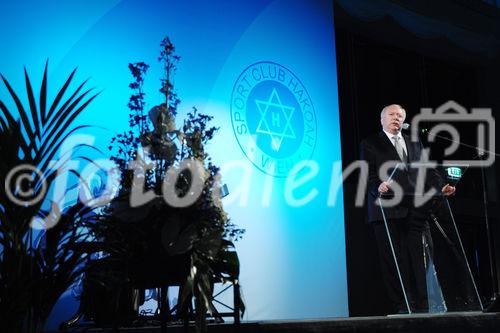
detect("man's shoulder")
[361,132,383,146]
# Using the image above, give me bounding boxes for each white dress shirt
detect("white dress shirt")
[383,130,408,158]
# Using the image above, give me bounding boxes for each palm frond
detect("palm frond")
[24,67,41,139]
[0,62,101,330]
[39,60,48,124]
[45,67,77,124]
[1,73,36,152]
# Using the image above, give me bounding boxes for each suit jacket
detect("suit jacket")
[360,131,444,222]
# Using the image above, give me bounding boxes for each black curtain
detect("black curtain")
[334,5,500,315]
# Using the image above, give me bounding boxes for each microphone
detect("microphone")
[402,123,410,130]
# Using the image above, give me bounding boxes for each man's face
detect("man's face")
[381,106,405,134]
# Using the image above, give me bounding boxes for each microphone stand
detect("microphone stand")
[418,129,500,311]
[479,154,500,311]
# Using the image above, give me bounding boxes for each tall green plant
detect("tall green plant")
[93,37,244,333]
[0,62,100,332]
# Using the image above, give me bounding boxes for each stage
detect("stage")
[2,1,500,333]
[58,312,500,333]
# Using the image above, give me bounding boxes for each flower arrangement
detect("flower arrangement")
[83,37,244,332]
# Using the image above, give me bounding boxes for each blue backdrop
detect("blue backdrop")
[0,0,347,328]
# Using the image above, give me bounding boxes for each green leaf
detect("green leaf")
[38,92,100,162]
[24,67,41,139]
[1,73,36,155]
[38,125,94,174]
[0,113,7,131]
[0,102,30,157]
[39,60,48,125]
[45,67,77,123]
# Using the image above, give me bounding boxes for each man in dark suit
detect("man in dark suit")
[360,104,456,313]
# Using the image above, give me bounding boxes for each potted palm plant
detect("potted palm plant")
[0,63,100,332]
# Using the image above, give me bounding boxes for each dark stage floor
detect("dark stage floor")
[58,311,500,333]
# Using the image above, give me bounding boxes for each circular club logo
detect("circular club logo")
[230,61,317,177]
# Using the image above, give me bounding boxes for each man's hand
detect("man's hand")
[441,183,456,196]
[378,181,391,193]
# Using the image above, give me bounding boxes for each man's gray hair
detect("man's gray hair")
[380,104,406,118]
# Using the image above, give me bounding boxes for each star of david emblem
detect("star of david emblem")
[255,88,296,151]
